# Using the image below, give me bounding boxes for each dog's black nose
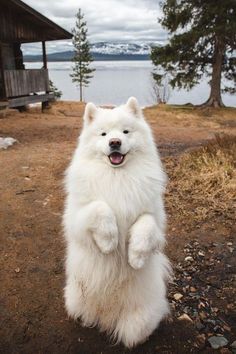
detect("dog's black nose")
[109,138,121,149]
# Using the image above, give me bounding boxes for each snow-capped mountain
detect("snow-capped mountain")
[90,42,153,55]
[24,42,159,62]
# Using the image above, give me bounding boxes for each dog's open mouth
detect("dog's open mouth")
[109,152,125,165]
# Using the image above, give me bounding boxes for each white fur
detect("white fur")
[63,97,172,348]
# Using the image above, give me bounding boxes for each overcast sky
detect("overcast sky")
[22,0,167,54]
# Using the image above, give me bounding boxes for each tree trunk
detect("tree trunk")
[201,37,225,108]
[80,81,83,101]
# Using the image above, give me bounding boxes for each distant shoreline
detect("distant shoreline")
[24,58,150,62]
[23,51,150,62]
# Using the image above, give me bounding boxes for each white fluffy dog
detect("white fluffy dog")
[63,97,171,348]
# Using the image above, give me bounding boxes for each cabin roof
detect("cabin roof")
[0,0,73,43]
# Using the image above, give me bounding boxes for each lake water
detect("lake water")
[25,61,236,107]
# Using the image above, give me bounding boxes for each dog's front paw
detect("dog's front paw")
[128,214,164,269]
[93,222,118,254]
[128,248,150,270]
[92,202,118,254]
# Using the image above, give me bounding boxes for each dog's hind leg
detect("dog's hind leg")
[114,296,169,348]
[64,278,84,320]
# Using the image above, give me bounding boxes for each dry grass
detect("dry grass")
[166,134,236,223]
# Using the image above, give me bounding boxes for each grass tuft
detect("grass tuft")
[166,134,236,223]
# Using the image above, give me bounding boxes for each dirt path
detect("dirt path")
[0,102,235,353]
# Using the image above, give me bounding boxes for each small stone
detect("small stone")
[183,306,190,313]
[212,307,219,313]
[198,302,206,309]
[185,256,194,262]
[190,286,197,292]
[227,304,234,310]
[195,334,206,348]
[198,251,205,257]
[173,293,183,301]
[14,267,20,273]
[223,324,231,332]
[220,349,231,354]
[199,311,207,320]
[208,336,228,349]
[231,341,236,348]
[195,320,205,331]
[178,314,193,322]
[227,242,233,246]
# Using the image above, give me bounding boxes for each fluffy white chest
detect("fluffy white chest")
[78,165,160,232]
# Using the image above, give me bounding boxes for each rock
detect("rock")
[185,256,194,262]
[208,336,228,349]
[178,314,193,322]
[173,293,183,301]
[0,137,17,149]
[198,251,205,257]
[199,311,207,320]
[231,341,236,349]
[227,242,233,246]
[195,320,205,331]
[195,334,206,348]
[183,306,190,314]
[14,267,20,273]
[220,349,231,354]
[223,324,231,332]
[190,286,197,292]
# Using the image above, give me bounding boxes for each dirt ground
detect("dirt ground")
[0,102,235,354]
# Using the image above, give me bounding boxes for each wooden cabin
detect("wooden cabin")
[0,0,72,110]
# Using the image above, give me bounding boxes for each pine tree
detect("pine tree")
[151,0,236,107]
[70,9,95,101]
[49,80,62,100]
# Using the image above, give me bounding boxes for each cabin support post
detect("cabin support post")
[0,43,7,100]
[42,41,49,111]
[42,41,47,69]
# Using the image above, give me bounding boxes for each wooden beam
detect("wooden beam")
[42,41,47,69]
[8,93,54,108]
[0,100,8,108]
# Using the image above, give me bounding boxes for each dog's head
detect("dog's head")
[79,97,154,168]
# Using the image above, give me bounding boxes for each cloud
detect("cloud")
[22,0,167,54]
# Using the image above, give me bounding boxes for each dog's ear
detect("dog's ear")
[126,97,142,118]
[83,102,97,124]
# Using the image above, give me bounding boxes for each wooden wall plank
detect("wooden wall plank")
[3,69,49,97]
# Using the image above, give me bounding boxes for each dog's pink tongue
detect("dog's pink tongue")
[110,152,123,165]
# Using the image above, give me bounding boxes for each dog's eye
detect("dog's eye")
[123,130,129,134]
[101,132,107,136]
